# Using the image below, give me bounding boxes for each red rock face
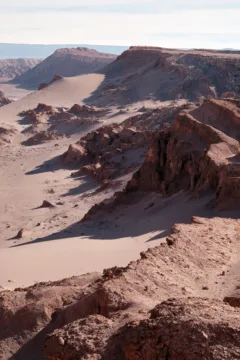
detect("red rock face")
[127,99,240,210]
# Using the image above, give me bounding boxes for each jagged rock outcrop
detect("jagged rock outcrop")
[107,298,240,360]
[86,46,240,105]
[63,144,87,164]
[12,47,116,87]
[19,102,105,145]
[126,99,240,210]
[69,104,95,114]
[63,124,154,181]
[122,102,193,130]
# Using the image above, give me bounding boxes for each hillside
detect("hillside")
[0,58,41,79]
[12,47,116,87]
[85,46,240,105]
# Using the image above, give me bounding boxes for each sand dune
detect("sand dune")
[12,47,115,87]
[0,72,143,290]
[0,74,105,129]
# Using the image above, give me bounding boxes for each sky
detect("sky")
[0,0,240,49]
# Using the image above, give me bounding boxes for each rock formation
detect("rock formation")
[13,228,31,239]
[19,103,105,145]
[0,90,12,107]
[12,47,116,87]
[122,102,193,130]
[38,75,63,90]
[39,200,56,209]
[0,58,41,79]
[125,99,240,210]
[86,46,240,105]
[63,123,154,181]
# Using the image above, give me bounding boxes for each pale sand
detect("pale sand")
[0,78,34,101]
[0,74,105,130]
[0,73,211,290]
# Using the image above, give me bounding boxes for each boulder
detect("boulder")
[63,144,87,164]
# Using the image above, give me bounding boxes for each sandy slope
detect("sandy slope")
[0,72,161,290]
[0,74,105,130]
[0,78,33,101]
[0,189,212,289]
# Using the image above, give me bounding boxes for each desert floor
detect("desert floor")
[0,74,216,289]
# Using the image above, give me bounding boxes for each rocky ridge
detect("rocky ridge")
[1,217,240,359]
[86,46,240,105]
[63,102,190,183]
[125,98,240,210]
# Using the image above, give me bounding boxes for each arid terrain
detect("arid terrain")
[12,48,117,88]
[0,58,41,79]
[0,46,240,360]
[87,46,240,105]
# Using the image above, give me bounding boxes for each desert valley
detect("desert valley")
[0,45,240,359]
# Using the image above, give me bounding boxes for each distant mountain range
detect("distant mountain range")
[0,58,41,79]
[0,43,128,59]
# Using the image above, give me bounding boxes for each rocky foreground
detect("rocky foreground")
[0,96,240,359]
[1,217,240,359]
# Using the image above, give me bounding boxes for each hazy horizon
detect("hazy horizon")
[0,42,239,60]
[0,43,129,59]
[0,1,239,50]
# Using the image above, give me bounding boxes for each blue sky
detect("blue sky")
[0,0,240,48]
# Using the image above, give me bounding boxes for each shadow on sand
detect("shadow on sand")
[25,154,74,175]
[11,192,237,249]
[61,176,98,197]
